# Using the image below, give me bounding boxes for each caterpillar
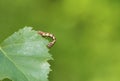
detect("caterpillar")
[38,31,56,48]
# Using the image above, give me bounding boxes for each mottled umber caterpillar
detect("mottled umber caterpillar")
[38,31,56,48]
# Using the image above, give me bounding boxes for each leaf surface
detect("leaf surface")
[0,27,52,81]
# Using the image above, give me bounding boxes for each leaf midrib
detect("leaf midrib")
[0,46,29,81]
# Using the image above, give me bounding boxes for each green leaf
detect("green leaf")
[0,27,52,81]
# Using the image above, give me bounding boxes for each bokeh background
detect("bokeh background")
[0,0,120,81]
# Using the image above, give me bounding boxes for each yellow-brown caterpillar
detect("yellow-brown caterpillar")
[38,31,56,48]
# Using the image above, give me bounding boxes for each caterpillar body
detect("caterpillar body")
[38,31,56,48]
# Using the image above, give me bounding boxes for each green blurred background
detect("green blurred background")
[0,0,120,81]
